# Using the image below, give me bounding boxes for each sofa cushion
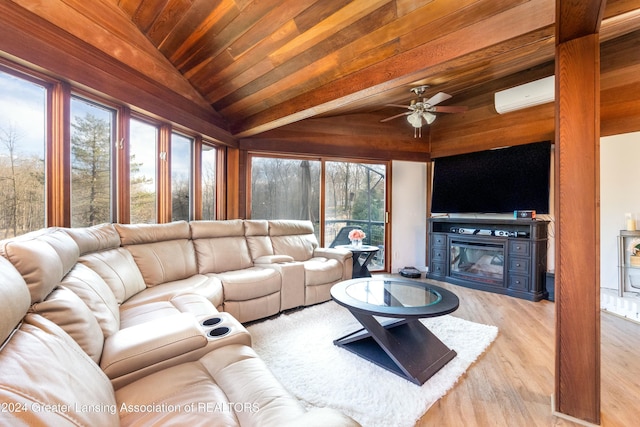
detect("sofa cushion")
[30,286,105,363]
[0,257,30,347]
[61,262,120,338]
[191,220,254,273]
[122,274,224,311]
[0,314,118,426]
[64,223,121,255]
[120,293,219,329]
[116,222,198,287]
[271,235,317,261]
[303,257,344,286]
[244,219,274,260]
[194,236,253,273]
[214,267,281,301]
[79,247,146,304]
[0,228,79,304]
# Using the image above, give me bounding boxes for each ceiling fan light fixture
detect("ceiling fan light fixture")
[406,111,423,127]
[423,111,436,124]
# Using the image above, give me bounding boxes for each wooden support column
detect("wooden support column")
[225,146,241,219]
[554,1,605,424]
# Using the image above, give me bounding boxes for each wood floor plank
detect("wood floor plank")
[375,276,640,427]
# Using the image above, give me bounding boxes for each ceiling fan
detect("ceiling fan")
[380,85,468,137]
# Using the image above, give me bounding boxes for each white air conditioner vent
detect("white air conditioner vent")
[494,75,555,114]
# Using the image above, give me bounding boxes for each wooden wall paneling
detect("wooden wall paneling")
[241,115,430,162]
[554,0,605,422]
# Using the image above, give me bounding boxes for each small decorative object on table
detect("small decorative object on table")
[348,229,366,247]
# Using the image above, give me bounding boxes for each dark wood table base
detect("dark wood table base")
[334,311,457,385]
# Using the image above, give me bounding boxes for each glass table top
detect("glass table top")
[344,278,442,308]
[331,277,459,318]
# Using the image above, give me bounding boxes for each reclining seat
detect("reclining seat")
[114,221,224,311]
[0,257,360,427]
[268,220,353,305]
[65,223,222,325]
[0,227,251,389]
[190,220,282,323]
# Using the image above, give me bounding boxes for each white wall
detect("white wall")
[391,160,427,273]
[600,131,640,290]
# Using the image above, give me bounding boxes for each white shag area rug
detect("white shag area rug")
[246,301,498,427]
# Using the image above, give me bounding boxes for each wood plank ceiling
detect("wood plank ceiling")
[101,0,640,138]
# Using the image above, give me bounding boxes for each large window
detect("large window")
[0,59,222,234]
[251,157,321,231]
[70,96,115,227]
[171,132,192,221]
[250,156,387,271]
[129,119,158,224]
[0,69,46,238]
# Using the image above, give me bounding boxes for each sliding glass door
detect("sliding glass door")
[325,161,386,271]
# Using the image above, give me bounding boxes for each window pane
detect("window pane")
[201,144,216,220]
[171,133,192,221]
[0,71,46,237]
[250,157,320,237]
[325,162,386,270]
[70,97,114,227]
[129,119,157,223]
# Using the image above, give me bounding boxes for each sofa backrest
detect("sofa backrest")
[0,315,118,425]
[190,220,254,273]
[116,221,198,287]
[0,227,79,304]
[66,223,146,304]
[244,219,274,260]
[0,253,119,426]
[269,220,318,261]
[0,256,30,350]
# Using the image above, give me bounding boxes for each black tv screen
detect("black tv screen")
[431,141,551,214]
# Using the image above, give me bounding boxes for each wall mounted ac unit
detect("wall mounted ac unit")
[494,75,555,114]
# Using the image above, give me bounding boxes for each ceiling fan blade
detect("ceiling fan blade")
[431,105,468,113]
[385,104,413,109]
[424,92,452,107]
[380,112,411,122]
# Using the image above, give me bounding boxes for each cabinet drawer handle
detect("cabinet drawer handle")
[516,263,521,267]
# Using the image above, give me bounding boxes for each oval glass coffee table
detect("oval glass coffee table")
[330,277,459,385]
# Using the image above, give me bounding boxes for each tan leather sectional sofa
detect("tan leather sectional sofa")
[0,219,358,426]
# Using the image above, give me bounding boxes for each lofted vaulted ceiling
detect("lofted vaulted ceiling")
[5,0,640,145]
[106,0,640,139]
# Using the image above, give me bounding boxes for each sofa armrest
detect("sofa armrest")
[101,313,207,378]
[254,255,294,264]
[313,247,352,262]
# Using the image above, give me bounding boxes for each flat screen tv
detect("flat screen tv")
[431,141,551,214]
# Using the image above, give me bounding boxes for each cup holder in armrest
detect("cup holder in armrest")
[208,326,231,338]
[202,317,223,327]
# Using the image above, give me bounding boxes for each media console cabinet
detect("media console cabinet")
[427,218,549,301]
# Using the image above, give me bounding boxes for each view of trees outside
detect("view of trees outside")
[129,119,157,224]
[325,161,386,269]
[251,157,321,236]
[202,144,217,220]
[171,133,191,221]
[250,157,386,269]
[70,97,114,227]
[0,71,46,238]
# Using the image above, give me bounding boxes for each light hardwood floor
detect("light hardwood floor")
[383,276,640,427]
